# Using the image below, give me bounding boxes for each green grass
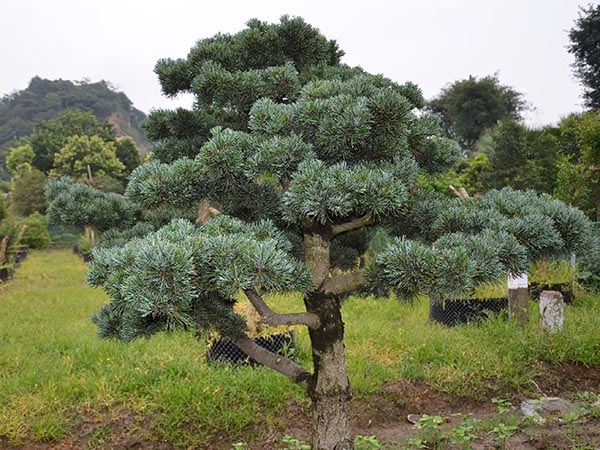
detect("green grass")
[0,250,302,447]
[1,250,599,448]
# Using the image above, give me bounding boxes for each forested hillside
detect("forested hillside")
[0,77,150,154]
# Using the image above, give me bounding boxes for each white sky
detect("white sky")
[0,0,595,127]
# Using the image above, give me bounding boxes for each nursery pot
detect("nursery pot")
[207,332,295,366]
[429,297,508,326]
[529,282,573,304]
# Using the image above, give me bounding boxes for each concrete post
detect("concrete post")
[540,290,564,332]
[508,273,529,325]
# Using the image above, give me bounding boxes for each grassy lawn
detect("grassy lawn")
[0,249,599,448]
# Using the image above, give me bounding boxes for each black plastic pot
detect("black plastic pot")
[17,246,28,260]
[207,333,295,366]
[0,267,14,282]
[82,253,93,263]
[429,297,508,327]
[529,282,573,304]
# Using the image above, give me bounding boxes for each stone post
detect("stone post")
[540,290,564,332]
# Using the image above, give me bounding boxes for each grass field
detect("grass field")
[0,250,599,448]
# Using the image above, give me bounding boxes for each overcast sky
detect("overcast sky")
[1,0,595,127]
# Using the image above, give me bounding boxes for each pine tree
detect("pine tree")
[46,17,596,450]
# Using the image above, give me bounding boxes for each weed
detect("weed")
[491,397,514,414]
[412,414,446,448]
[406,437,427,449]
[489,422,518,446]
[281,434,311,450]
[355,434,383,449]
[563,411,586,424]
[449,416,480,448]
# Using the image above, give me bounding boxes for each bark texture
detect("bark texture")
[304,224,354,450]
[306,292,353,450]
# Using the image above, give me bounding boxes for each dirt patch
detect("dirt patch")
[2,364,599,450]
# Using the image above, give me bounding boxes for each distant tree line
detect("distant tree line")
[5,109,141,218]
[0,77,149,176]
[423,4,600,222]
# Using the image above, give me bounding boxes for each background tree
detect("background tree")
[5,144,35,175]
[554,110,600,220]
[20,212,51,249]
[481,118,529,190]
[51,135,125,181]
[0,77,149,157]
[568,4,600,108]
[5,109,141,193]
[28,109,115,173]
[11,168,47,217]
[46,17,596,450]
[429,74,527,149]
[114,137,141,175]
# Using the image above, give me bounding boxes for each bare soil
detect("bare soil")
[2,363,599,450]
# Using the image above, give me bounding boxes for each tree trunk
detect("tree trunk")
[303,226,354,450]
[305,291,353,450]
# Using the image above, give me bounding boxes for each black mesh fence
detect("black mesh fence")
[429,298,508,327]
[207,333,296,366]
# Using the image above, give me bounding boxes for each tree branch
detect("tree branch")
[331,215,377,236]
[449,185,470,199]
[243,288,321,329]
[322,270,365,296]
[232,334,312,391]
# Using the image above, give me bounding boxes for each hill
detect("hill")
[0,77,150,154]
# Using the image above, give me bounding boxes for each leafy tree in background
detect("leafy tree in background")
[11,168,47,217]
[521,127,561,194]
[20,212,51,249]
[429,74,527,149]
[51,135,125,181]
[0,77,148,154]
[46,17,596,450]
[5,144,35,175]
[481,119,528,190]
[0,197,7,224]
[28,109,115,173]
[554,111,600,220]
[5,109,140,194]
[424,152,492,197]
[569,4,600,108]
[114,137,141,175]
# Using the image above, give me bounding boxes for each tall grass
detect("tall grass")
[1,250,598,447]
[0,251,301,447]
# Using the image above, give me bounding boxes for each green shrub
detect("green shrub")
[21,213,51,249]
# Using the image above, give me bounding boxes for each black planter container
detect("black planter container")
[207,333,295,366]
[82,253,93,263]
[0,267,14,283]
[16,246,28,261]
[529,282,573,304]
[430,297,508,326]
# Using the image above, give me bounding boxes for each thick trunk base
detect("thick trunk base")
[306,292,353,450]
[311,392,353,450]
